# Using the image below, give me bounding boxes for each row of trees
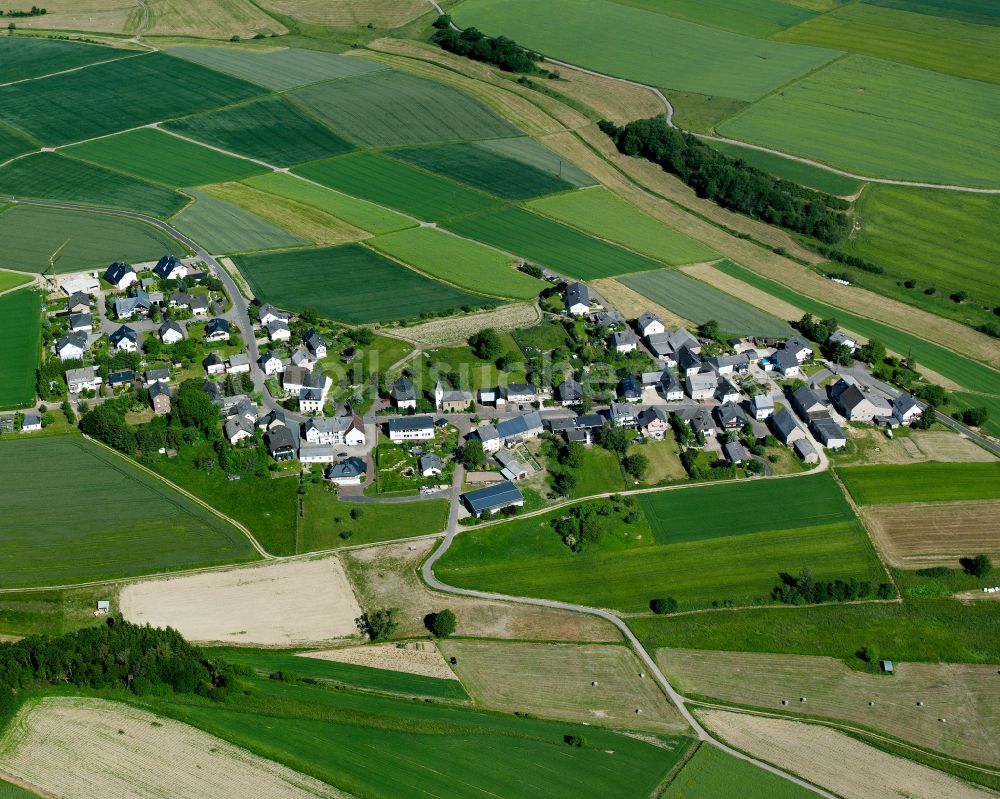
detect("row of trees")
[771,567,893,605]
[432,16,545,75]
[598,117,851,244]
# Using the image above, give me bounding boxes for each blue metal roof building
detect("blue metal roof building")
[461,483,524,517]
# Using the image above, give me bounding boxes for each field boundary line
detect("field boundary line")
[0,48,152,89]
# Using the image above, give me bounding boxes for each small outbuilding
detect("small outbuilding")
[881,659,894,674]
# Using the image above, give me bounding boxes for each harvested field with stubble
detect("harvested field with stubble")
[300,641,457,681]
[697,709,997,799]
[439,640,687,733]
[119,557,362,646]
[662,649,1000,766]
[341,539,620,642]
[862,500,1000,567]
[390,302,540,346]
[0,697,347,799]
[257,0,428,28]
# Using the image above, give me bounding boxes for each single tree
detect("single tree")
[460,438,485,469]
[650,597,678,615]
[962,554,992,578]
[623,453,648,480]
[425,609,457,638]
[363,608,400,641]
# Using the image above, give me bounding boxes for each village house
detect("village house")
[390,376,418,410]
[676,345,702,377]
[723,440,750,465]
[258,351,283,376]
[618,375,643,403]
[204,318,231,343]
[257,408,287,431]
[258,303,290,327]
[66,292,91,314]
[153,255,188,281]
[893,393,926,426]
[303,414,366,447]
[637,406,668,439]
[774,349,800,378]
[556,378,584,406]
[715,403,748,431]
[169,292,192,310]
[281,366,309,393]
[224,415,256,445]
[230,398,257,423]
[686,370,716,401]
[203,353,226,375]
[20,413,42,432]
[145,368,170,387]
[495,411,543,446]
[770,407,806,446]
[611,329,637,354]
[189,294,210,316]
[290,347,315,371]
[461,482,524,517]
[636,311,665,338]
[657,370,684,401]
[419,453,444,477]
[473,423,501,453]
[159,320,184,344]
[298,373,332,414]
[56,332,88,361]
[811,417,848,449]
[783,335,814,363]
[267,319,292,341]
[226,353,250,374]
[565,281,591,316]
[832,379,892,423]
[751,394,775,420]
[609,402,637,428]
[65,366,101,394]
[265,425,298,461]
[109,325,138,353]
[591,309,623,329]
[149,381,171,415]
[68,313,93,333]
[108,370,134,389]
[103,262,136,291]
[113,288,152,320]
[715,376,742,404]
[478,387,504,408]
[304,329,328,359]
[828,330,857,351]
[388,415,435,443]
[505,382,537,405]
[791,385,829,421]
[674,407,715,439]
[326,456,367,485]
[298,444,337,465]
[435,380,474,413]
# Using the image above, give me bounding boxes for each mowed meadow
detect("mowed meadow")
[0,289,40,409]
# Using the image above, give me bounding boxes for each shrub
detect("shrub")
[961,554,992,578]
[650,597,678,614]
[563,734,585,747]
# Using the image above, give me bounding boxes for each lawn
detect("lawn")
[567,446,627,498]
[620,266,792,337]
[837,462,1000,505]
[614,0,818,37]
[950,391,1000,439]
[661,744,815,799]
[452,0,838,101]
[0,36,132,83]
[719,55,1000,187]
[0,121,34,162]
[243,172,414,235]
[0,153,188,218]
[291,68,521,146]
[631,438,686,485]
[232,245,498,323]
[294,152,500,221]
[163,96,354,167]
[0,436,258,586]
[407,336,527,393]
[443,206,664,280]
[0,205,183,273]
[0,289,40,409]
[528,188,719,265]
[773,2,1000,84]
[155,676,686,799]
[368,227,546,300]
[715,261,1000,395]
[637,472,854,544]
[705,140,862,195]
[166,45,387,91]
[299,490,449,551]
[0,52,263,146]
[388,142,580,200]
[171,189,309,254]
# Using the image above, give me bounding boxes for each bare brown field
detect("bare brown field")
[542,63,664,124]
[660,648,1000,766]
[342,539,620,642]
[697,709,996,799]
[389,302,540,346]
[440,640,687,733]
[203,182,369,246]
[119,557,363,646]
[299,641,457,680]
[911,431,997,463]
[0,697,348,799]
[258,0,427,29]
[590,277,690,328]
[862,500,1000,568]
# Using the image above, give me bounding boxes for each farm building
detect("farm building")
[770,408,805,446]
[495,411,543,445]
[791,385,829,421]
[494,449,530,481]
[299,444,337,464]
[793,438,819,464]
[462,482,524,517]
[881,660,894,674]
[811,417,848,449]
[388,415,435,443]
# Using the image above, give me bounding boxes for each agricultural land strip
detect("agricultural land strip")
[0,290,39,409]
[0,122,33,163]
[0,271,30,294]
[297,642,457,682]
[0,36,133,84]
[299,493,449,552]
[611,0,818,37]
[660,744,816,799]
[477,137,595,186]
[705,141,862,195]
[171,189,309,254]
[837,463,1000,505]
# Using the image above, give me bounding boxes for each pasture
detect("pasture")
[614,0,817,37]
[621,266,792,337]
[661,744,815,799]
[389,142,579,200]
[120,558,361,646]
[65,128,267,188]
[167,45,386,91]
[0,436,257,587]
[528,188,719,265]
[0,153,187,218]
[951,391,1000,439]
[243,172,413,234]
[440,640,687,732]
[164,96,354,166]
[706,141,862,195]
[837,462,1000,505]
[0,122,33,162]
[0,36,131,84]
[291,68,521,146]
[666,650,1000,767]
[452,0,838,101]
[171,189,308,254]
[368,227,546,299]
[774,2,1000,84]
[719,55,1000,187]
[696,710,994,799]
[0,289,39,409]
[233,245,497,323]
[295,152,500,221]
[299,491,449,551]
[0,205,182,273]
[444,206,664,280]
[0,52,263,146]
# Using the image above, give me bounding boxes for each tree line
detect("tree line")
[771,567,893,606]
[431,15,549,75]
[598,117,851,244]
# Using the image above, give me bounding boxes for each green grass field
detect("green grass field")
[0,289,39,409]
[65,128,267,188]
[0,153,188,218]
[477,137,595,187]
[621,266,792,337]
[172,189,308,254]
[0,205,182,273]
[864,0,1000,26]
[0,778,38,799]
[243,172,414,235]
[291,68,521,146]
[638,472,854,544]
[453,0,838,101]
[719,55,1000,187]
[837,462,1000,505]
[300,491,449,551]
[528,188,719,265]
[774,2,1000,84]
[950,392,1000,439]
[163,97,354,167]
[0,271,30,293]
[389,142,579,200]
[705,141,862,195]
[0,36,131,83]
[565,446,628,498]
[166,45,387,91]
[233,244,497,323]
[368,227,546,299]
[0,52,263,146]
[0,436,257,586]
[715,261,1000,395]
[295,152,500,221]
[444,206,664,279]
[661,744,815,799]
[0,121,34,162]
[614,0,818,37]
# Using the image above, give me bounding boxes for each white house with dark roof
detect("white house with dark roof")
[259,351,283,376]
[204,318,231,343]
[636,311,665,338]
[66,292,91,314]
[473,423,501,453]
[774,349,800,378]
[326,456,367,484]
[611,330,637,354]
[388,415,434,443]
[676,345,702,378]
[227,353,250,374]
[224,415,255,445]
[189,295,211,316]
[715,376,741,404]
[145,368,170,386]
[152,255,187,281]
[723,440,750,465]
[892,393,926,426]
[657,370,684,401]
[504,382,537,404]
[203,353,225,375]
[686,370,716,401]
[565,281,591,316]
[159,320,184,344]
[609,402,637,428]
[751,393,775,420]
[65,366,101,394]
[258,304,290,326]
[109,325,138,352]
[390,377,417,410]
[304,329,327,359]
[556,378,584,406]
[783,335,814,363]
[828,330,857,351]
[303,414,365,447]
[56,332,88,361]
[419,453,444,477]
[103,262,136,290]
[267,319,292,341]
[20,413,41,432]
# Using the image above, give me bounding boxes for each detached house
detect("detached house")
[304,329,328,359]
[723,440,750,465]
[265,425,298,461]
[149,380,171,415]
[66,292,91,314]
[388,415,434,443]
[715,376,741,404]
[204,318,231,343]
[258,304,290,327]
[419,453,444,477]
[505,383,537,405]
[109,325,138,352]
[619,375,643,403]
[835,383,891,423]
[259,351,283,376]
[390,377,417,410]
[637,406,668,439]
[68,313,93,334]
[227,353,250,374]
[473,423,501,454]
[556,378,584,407]
[715,402,748,431]
[611,330,637,354]
[113,288,152,320]
[774,349,800,378]
[203,353,225,375]
[153,255,187,281]
[893,393,926,426]
[224,415,256,445]
[267,319,291,341]
[303,414,365,447]
[159,320,184,344]
[56,332,88,361]
[828,330,857,351]
[636,311,665,338]
[783,335,814,363]
[609,402,637,428]
[791,385,829,421]
[104,262,136,290]
[676,345,702,378]
[65,366,101,394]
[326,457,367,485]
[189,295,210,316]
[751,394,775,420]
[657,370,684,402]
[565,281,591,316]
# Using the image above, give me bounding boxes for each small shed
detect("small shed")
[96,600,111,616]
[880,659,894,673]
